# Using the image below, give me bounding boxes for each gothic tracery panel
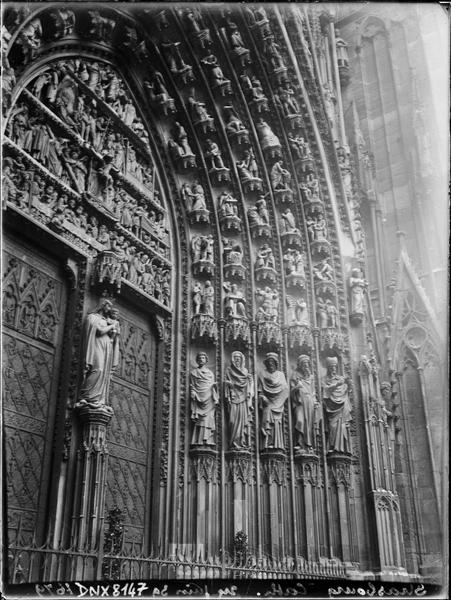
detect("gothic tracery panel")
[2,246,66,540]
[105,314,156,549]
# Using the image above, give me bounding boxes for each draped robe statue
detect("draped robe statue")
[190,352,218,446]
[78,299,120,409]
[258,353,288,450]
[225,352,254,449]
[290,355,318,450]
[322,357,352,453]
[349,268,366,315]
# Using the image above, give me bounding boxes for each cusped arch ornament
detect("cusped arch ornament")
[356,15,388,46]
[404,324,428,351]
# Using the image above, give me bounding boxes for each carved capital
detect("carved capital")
[260,452,287,485]
[327,453,352,486]
[226,451,253,484]
[190,448,218,483]
[294,453,320,485]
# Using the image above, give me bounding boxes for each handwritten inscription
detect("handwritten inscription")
[34,581,429,598]
[36,582,150,597]
[327,583,427,597]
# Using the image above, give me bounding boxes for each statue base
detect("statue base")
[74,400,114,424]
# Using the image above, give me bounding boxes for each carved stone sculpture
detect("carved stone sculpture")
[236,148,262,192]
[190,352,219,446]
[223,238,245,279]
[183,7,211,49]
[280,209,302,249]
[144,70,175,115]
[191,234,215,275]
[17,16,42,62]
[286,296,309,326]
[223,282,249,343]
[225,352,254,449]
[349,267,367,323]
[201,53,231,95]
[255,247,277,286]
[313,259,334,282]
[240,74,269,113]
[271,160,291,190]
[258,353,288,450]
[49,9,76,39]
[224,282,246,318]
[182,181,209,223]
[288,134,312,166]
[290,355,318,451]
[226,20,251,67]
[322,357,352,453]
[276,85,300,117]
[168,123,196,170]
[202,280,215,316]
[218,190,240,231]
[316,296,328,329]
[325,299,338,327]
[256,287,279,322]
[77,299,119,411]
[205,139,230,183]
[256,118,282,159]
[187,95,215,133]
[284,249,306,289]
[224,105,249,146]
[161,41,194,84]
[245,6,271,39]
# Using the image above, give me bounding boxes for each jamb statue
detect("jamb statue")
[224,351,254,449]
[190,352,219,446]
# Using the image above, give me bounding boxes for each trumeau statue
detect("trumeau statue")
[224,351,254,449]
[77,299,120,411]
[258,353,289,450]
[190,352,219,446]
[322,357,352,453]
[290,355,318,451]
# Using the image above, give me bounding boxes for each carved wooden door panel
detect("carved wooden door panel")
[2,238,67,542]
[104,302,156,552]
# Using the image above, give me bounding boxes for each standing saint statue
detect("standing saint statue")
[258,353,289,450]
[78,299,120,409]
[224,352,254,449]
[349,268,367,316]
[322,357,352,453]
[190,352,219,446]
[290,355,318,451]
